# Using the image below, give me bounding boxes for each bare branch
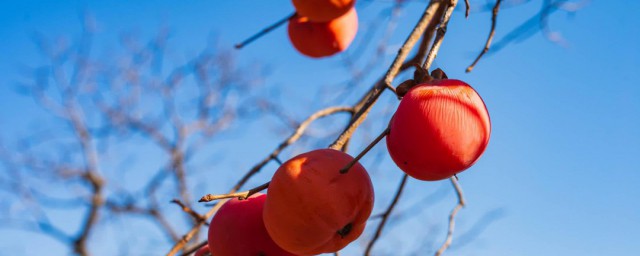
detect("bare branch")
[99,105,173,150]
[150,208,181,243]
[171,199,206,222]
[235,12,296,49]
[166,199,225,256]
[423,0,459,71]
[105,200,180,242]
[490,0,588,53]
[180,241,208,256]
[199,182,269,203]
[464,0,470,18]
[55,51,105,256]
[364,174,408,256]
[434,177,466,256]
[339,127,389,174]
[466,0,502,73]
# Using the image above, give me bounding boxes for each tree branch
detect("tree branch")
[199,182,269,203]
[180,241,208,256]
[466,0,502,73]
[171,199,206,223]
[339,127,389,174]
[434,177,466,256]
[464,0,470,18]
[235,12,296,49]
[364,174,409,256]
[423,0,459,71]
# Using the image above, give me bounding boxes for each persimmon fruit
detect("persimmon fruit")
[287,8,358,58]
[291,0,356,22]
[386,79,491,181]
[194,245,210,256]
[263,149,374,255]
[207,193,296,256]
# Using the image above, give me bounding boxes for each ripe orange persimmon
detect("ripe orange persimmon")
[207,193,296,256]
[263,149,374,255]
[194,245,210,256]
[291,0,355,22]
[386,79,491,181]
[287,8,358,58]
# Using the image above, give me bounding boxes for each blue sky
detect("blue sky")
[1,0,639,255]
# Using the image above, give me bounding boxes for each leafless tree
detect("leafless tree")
[0,1,585,255]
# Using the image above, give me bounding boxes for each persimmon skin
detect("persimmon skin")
[291,0,355,22]
[386,79,491,181]
[287,8,358,58]
[207,193,296,256]
[263,149,374,255]
[194,245,210,256]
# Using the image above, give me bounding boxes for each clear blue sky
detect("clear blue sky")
[1,1,639,255]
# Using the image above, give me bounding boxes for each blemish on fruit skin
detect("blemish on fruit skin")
[337,222,353,238]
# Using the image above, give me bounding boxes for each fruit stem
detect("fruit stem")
[235,12,296,49]
[430,68,448,80]
[198,182,270,202]
[339,127,390,174]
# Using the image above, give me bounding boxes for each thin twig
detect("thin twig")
[423,0,459,71]
[434,177,466,256]
[488,0,587,53]
[63,70,104,256]
[180,241,208,256]
[399,9,445,71]
[150,208,181,243]
[167,200,224,256]
[464,0,470,18]
[364,174,409,256]
[466,0,502,73]
[171,199,206,222]
[199,182,270,203]
[273,156,283,165]
[235,12,296,49]
[106,200,180,242]
[339,127,389,174]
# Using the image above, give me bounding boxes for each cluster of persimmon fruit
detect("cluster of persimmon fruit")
[196,1,492,256]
